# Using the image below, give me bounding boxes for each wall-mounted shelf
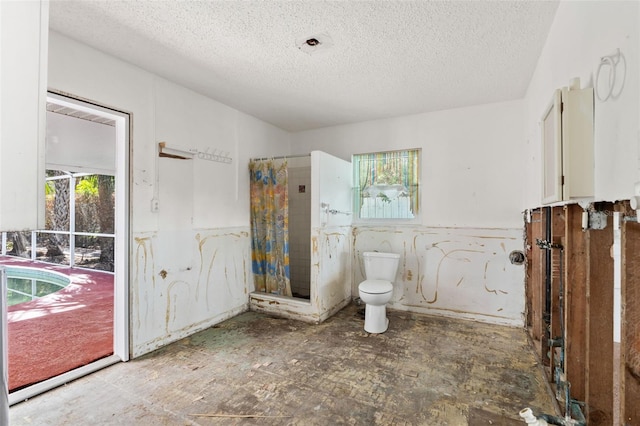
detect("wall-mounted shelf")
[158,142,194,160]
[158,142,232,164]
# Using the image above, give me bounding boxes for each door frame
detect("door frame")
[8,91,130,405]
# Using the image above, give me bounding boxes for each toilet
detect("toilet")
[358,251,400,333]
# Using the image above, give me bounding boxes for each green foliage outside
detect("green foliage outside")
[75,175,99,196]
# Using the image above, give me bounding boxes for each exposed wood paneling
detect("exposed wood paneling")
[621,219,640,425]
[585,204,614,425]
[526,203,616,424]
[564,204,586,402]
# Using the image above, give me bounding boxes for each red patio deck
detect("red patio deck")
[1,256,114,392]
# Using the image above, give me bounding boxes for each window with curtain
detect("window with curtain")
[352,149,420,220]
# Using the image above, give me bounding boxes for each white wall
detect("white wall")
[48,32,291,356]
[311,151,352,318]
[291,102,526,325]
[0,1,48,231]
[524,0,639,207]
[43,1,638,341]
[292,100,525,229]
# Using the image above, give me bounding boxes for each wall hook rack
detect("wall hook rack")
[196,148,233,164]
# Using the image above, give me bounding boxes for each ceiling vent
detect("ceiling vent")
[296,33,333,55]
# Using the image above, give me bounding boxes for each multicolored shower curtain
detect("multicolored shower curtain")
[249,158,291,297]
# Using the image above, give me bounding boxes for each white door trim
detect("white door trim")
[46,91,130,362]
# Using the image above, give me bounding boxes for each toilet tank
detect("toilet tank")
[363,252,400,281]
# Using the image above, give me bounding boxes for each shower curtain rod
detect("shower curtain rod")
[251,154,310,161]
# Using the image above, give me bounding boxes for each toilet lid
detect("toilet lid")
[359,280,393,294]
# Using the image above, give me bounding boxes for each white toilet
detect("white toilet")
[358,251,400,333]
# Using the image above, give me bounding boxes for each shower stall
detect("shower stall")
[249,151,353,323]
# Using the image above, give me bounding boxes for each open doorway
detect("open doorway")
[2,92,129,404]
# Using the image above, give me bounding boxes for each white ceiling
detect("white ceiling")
[49,0,559,132]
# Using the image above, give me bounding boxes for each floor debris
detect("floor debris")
[10,304,558,425]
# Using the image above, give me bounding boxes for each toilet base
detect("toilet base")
[364,304,389,334]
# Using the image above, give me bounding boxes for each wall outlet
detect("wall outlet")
[150,198,159,212]
[635,181,640,197]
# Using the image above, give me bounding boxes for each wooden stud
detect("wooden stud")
[526,203,615,423]
[584,203,614,425]
[541,207,551,369]
[549,206,565,379]
[621,218,640,425]
[564,204,586,403]
[530,208,545,359]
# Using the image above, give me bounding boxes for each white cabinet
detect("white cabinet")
[541,80,594,204]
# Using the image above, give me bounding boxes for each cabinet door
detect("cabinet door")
[541,85,594,204]
[541,89,563,204]
[562,87,594,200]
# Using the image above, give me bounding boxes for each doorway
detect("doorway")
[5,92,129,404]
[288,156,312,299]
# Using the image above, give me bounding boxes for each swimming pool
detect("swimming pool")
[4,267,71,306]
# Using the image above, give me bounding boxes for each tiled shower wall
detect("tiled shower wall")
[288,164,311,298]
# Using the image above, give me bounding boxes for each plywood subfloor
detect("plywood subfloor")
[10,304,557,425]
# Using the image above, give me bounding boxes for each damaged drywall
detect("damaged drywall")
[312,226,352,319]
[250,225,351,323]
[131,228,252,356]
[353,226,524,326]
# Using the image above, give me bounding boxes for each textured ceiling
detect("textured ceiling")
[49,0,559,132]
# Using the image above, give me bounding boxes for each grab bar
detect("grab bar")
[328,209,352,215]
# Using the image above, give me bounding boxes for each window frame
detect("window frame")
[351,148,421,224]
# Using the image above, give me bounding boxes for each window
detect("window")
[1,170,116,272]
[353,149,420,220]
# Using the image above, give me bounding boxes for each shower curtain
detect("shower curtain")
[249,159,291,297]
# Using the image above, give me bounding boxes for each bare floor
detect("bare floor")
[10,304,557,425]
